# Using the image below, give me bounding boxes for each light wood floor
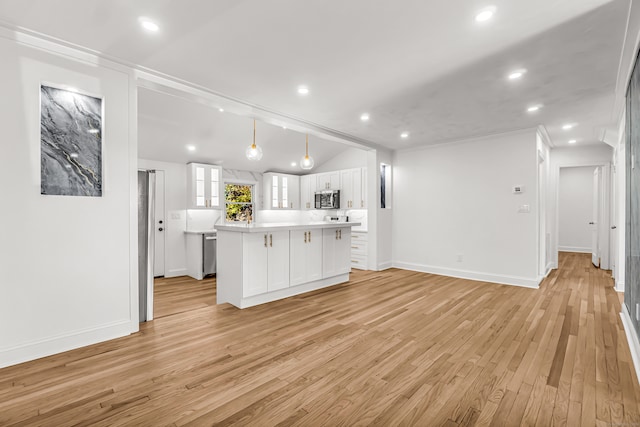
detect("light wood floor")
[1,252,638,426]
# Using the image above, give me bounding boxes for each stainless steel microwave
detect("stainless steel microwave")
[315,190,341,209]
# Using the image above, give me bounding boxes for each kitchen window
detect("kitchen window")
[225,183,254,222]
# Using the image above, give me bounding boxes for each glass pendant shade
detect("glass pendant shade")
[246,120,263,161]
[300,135,314,170]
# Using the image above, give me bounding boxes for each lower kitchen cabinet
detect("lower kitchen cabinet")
[323,227,351,278]
[290,229,323,286]
[242,230,290,297]
[350,231,368,270]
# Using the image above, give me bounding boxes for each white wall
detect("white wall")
[547,144,613,269]
[392,130,540,287]
[314,146,368,173]
[558,166,596,252]
[0,33,136,368]
[138,159,188,277]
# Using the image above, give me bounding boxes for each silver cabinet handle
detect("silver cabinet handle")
[264,234,268,247]
[304,231,307,243]
[589,222,594,225]
[339,229,342,239]
[612,226,617,229]
[335,230,338,240]
[270,234,273,247]
[309,231,311,242]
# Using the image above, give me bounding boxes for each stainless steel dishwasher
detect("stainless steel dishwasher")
[203,233,216,276]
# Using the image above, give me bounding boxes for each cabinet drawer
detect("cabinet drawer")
[351,232,368,243]
[351,254,368,270]
[350,241,368,256]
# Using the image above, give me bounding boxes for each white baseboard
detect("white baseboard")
[377,261,393,271]
[545,262,555,275]
[165,268,188,278]
[616,280,625,293]
[558,246,591,253]
[392,261,540,289]
[0,320,133,369]
[621,307,640,385]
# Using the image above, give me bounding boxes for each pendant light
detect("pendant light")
[300,134,315,170]
[245,119,263,161]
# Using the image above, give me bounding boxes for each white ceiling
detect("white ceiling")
[0,0,630,150]
[138,87,353,173]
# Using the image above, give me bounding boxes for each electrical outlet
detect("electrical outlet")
[457,254,463,262]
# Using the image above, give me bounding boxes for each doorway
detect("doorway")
[557,165,610,269]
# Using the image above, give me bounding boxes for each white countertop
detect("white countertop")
[184,229,217,235]
[215,221,361,233]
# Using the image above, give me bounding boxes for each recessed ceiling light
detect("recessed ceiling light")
[138,17,159,32]
[400,132,409,139]
[186,145,196,151]
[475,6,496,22]
[218,108,224,112]
[88,128,99,134]
[568,139,577,144]
[70,153,78,158]
[360,113,370,122]
[291,162,297,167]
[527,105,542,113]
[282,126,287,130]
[508,69,527,80]
[562,124,574,130]
[297,86,309,95]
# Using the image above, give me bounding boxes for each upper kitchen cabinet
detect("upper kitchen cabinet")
[340,168,367,209]
[316,171,340,190]
[300,175,317,210]
[187,163,222,209]
[263,173,300,210]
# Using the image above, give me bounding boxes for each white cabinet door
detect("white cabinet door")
[267,231,290,291]
[290,229,322,286]
[323,227,351,278]
[263,173,300,210]
[340,169,353,209]
[317,172,340,190]
[243,233,268,297]
[336,228,351,275]
[306,228,323,281]
[300,175,314,210]
[188,163,222,209]
[352,169,363,209]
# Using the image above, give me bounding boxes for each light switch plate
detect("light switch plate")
[518,205,531,213]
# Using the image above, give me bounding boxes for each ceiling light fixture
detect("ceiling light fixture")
[138,17,159,32]
[360,113,370,122]
[88,128,99,134]
[527,105,542,113]
[568,139,577,144]
[475,6,496,22]
[300,135,315,170]
[297,86,309,95]
[400,132,409,139]
[508,69,527,80]
[291,162,297,167]
[245,119,263,161]
[562,124,574,130]
[219,108,224,112]
[186,145,196,152]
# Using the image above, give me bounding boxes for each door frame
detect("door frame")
[552,161,612,270]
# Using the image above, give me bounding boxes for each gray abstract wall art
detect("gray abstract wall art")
[40,85,102,197]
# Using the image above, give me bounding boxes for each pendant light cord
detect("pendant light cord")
[253,120,256,148]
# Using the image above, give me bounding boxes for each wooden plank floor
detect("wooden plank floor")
[1,252,639,426]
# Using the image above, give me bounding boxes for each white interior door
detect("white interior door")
[154,170,165,277]
[591,167,601,267]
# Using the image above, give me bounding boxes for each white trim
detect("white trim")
[0,320,132,369]
[166,268,188,278]
[396,128,536,154]
[621,308,640,385]
[230,274,351,309]
[392,262,540,289]
[558,246,592,253]
[614,0,639,122]
[377,261,393,271]
[616,280,625,293]
[546,262,556,275]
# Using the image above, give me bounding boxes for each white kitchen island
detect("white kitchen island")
[216,222,360,308]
